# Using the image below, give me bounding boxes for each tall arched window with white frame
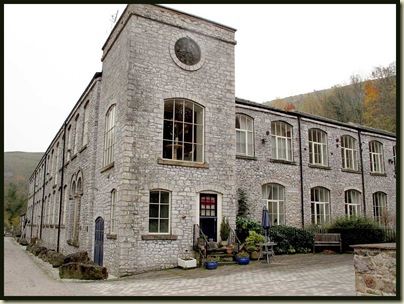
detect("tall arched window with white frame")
[345,189,361,218]
[341,135,358,171]
[236,114,254,157]
[373,192,387,225]
[110,189,117,234]
[271,121,293,161]
[262,183,285,225]
[311,187,330,226]
[309,129,328,166]
[103,105,116,167]
[369,141,384,173]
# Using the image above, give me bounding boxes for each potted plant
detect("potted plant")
[236,251,250,265]
[204,256,219,270]
[219,216,230,247]
[177,257,197,269]
[245,230,265,260]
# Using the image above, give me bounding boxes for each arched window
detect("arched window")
[163,99,204,162]
[373,192,387,225]
[149,190,171,233]
[369,141,384,173]
[345,189,361,218]
[236,114,254,156]
[73,114,80,155]
[262,184,285,225]
[311,187,330,225]
[271,121,293,161]
[82,101,89,147]
[341,135,358,170]
[103,105,116,166]
[309,129,328,166]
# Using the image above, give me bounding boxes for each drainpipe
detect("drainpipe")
[56,122,67,253]
[297,115,305,228]
[30,172,37,239]
[39,156,47,239]
[358,130,366,215]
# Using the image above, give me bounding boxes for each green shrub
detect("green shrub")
[328,216,391,252]
[236,216,263,243]
[269,225,314,254]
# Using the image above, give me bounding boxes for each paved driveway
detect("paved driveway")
[4,237,356,297]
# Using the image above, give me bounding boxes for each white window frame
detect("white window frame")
[311,187,330,225]
[163,99,204,162]
[262,183,285,225]
[66,125,72,161]
[369,141,384,173]
[73,114,80,155]
[110,189,117,234]
[373,192,387,225]
[309,129,328,166]
[82,101,89,147]
[345,189,361,218]
[103,105,116,166]
[148,190,171,234]
[271,121,293,161]
[341,135,358,171]
[236,114,254,157]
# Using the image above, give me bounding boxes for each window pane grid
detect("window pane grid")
[345,190,361,218]
[103,106,116,166]
[311,187,330,225]
[309,129,328,166]
[149,191,170,234]
[271,121,293,161]
[341,136,358,170]
[236,114,254,156]
[262,184,285,225]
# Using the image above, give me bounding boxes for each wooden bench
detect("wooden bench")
[313,233,342,253]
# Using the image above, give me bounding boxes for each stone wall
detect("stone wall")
[352,243,396,296]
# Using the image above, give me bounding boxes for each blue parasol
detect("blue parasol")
[261,206,271,263]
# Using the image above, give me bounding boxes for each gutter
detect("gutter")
[297,116,305,228]
[358,130,367,215]
[56,122,67,253]
[39,157,47,239]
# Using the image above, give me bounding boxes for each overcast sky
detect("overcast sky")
[4,4,396,152]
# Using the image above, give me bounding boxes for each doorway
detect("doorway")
[94,217,104,266]
[199,193,218,241]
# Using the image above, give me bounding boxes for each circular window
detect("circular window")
[174,37,201,66]
[169,34,204,71]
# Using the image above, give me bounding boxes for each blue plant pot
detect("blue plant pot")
[237,257,250,265]
[205,261,219,270]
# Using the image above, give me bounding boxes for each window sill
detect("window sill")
[370,172,387,177]
[270,159,296,165]
[141,234,178,240]
[236,155,257,161]
[106,233,117,240]
[308,164,331,170]
[341,168,361,174]
[101,162,115,173]
[157,158,209,169]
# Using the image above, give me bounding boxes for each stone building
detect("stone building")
[25,4,396,277]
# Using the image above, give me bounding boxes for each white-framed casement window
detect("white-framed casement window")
[149,190,170,234]
[262,183,285,225]
[309,128,328,166]
[236,114,254,156]
[369,141,384,173]
[163,99,204,162]
[66,125,72,161]
[103,105,116,166]
[54,143,59,185]
[373,192,387,225]
[345,189,361,218]
[393,145,396,173]
[73,114,80,155]
[310,187,330,225]
[110,189,117,234]
[82,101,89,148]
[341,135,358,171]
[271,121,293,161]
[61,185,67,226]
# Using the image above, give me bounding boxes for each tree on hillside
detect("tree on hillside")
[4,183,26,229]
[363,62,396,133]
[322,74,364,124]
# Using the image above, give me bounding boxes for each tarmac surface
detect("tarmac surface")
[4,236,357,298]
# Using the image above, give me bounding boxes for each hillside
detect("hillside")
[4,151,44,186]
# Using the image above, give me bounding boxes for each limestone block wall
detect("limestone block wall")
[352,243,396,296]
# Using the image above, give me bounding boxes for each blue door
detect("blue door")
[94,217,104,266]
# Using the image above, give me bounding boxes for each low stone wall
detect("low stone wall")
[351,243,396,296]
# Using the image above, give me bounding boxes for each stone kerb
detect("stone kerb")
[351,243,396,296]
